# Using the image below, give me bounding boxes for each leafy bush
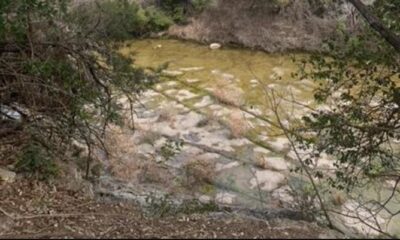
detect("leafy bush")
[286,0,400,236]
[15,143,59,180]
[145,193,219,217]
[70,0,213,40]
[1,0,156,179]
[160,139,183,161]
[71,0,174,41]
[158,0,212,24]
[159,0,188,23]
[191,0,212,12]
[144,6,174,32]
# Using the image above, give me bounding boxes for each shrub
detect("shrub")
[145,6,174,32]
[70,0,145,40]
[15,143,59,180]
[158,0,188,23]
[158,0,212,24]
[191,0,212,12]
[145,193,219,217]
[71,0,212,40]
[104,125,139,182]
[1,0,156,180]
[71,0,173,41]
[160,139,183,161]
[183,158,215,186]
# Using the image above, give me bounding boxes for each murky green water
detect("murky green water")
[119,39,313,106]
[118,39,400,237]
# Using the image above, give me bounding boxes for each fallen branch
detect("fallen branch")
[0,206,123,220]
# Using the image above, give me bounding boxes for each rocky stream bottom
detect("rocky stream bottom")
[79,38,399,238]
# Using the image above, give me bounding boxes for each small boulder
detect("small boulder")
[215,192,236,204]
[254,154,288,171]
[249,170,286,191]
[272,67,285,77]
[137,143,156,156]
[0,168,16,183]
[250,79,259,84]
[199,195,212,204]
[209,43,222,50]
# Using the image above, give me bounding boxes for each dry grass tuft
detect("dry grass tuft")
[210,78,245,106]
[137,161,171,184]
[102,124,139,182]
[157,107,175,123]
[183,158,216,187]
[254,154,268,169]
[136,131,161,145]
[226,110,250,138]
[331,191,346,206]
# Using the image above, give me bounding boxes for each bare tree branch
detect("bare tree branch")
[348,0,400,52]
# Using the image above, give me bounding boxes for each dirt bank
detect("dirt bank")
[167,0,359,52]
[0,179,341,239]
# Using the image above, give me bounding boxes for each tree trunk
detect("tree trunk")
[348,0,400,52]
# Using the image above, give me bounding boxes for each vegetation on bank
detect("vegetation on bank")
[70,0,212,41]
[0,0,157,180]
[284,0,400,236]
[0,0,213,180]
[71,0,173,40]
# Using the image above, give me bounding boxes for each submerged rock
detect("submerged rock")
[268,137,291,154]
[221,73,235,81]
[179,67,204,72]
[216,161,240,172]
[176,111,206,129]
[209,43,222,50]
[272,67,285,77]
[250,79,259,84]
[254,155,289,171]
[194,96,213,108]
[137,143,156,158]
[186,78,200,83]
[215,192,236,204]
[183,132,201,142]
[176,89,198,101]
[249,169,285,191]
[162,70,184,77]
[0,168,16,183]
[272,186,294,207]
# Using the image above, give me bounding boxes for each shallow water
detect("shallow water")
[119,39,316,138]
[116,39,312,205]
[115,39,400,237]
[120,39,312,103]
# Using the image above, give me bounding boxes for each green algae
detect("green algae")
[119,39,314,110]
